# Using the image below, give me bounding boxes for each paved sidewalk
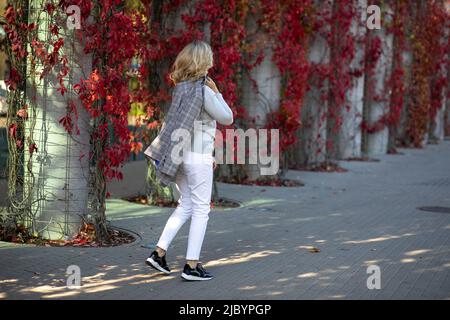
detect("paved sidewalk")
[1,141,450,299]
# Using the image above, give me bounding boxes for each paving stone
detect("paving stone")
[1,141,450,299]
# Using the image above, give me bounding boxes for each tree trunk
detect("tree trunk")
[145,0,177,204]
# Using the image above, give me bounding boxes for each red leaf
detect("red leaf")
[29,143,38,154]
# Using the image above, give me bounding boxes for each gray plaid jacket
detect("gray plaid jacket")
[144,76,207,186]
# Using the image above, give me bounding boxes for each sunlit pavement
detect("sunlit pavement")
[1,141,450,299]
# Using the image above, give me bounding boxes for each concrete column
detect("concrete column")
[238,10,281,180]
[296,2,332,168]
[24,2,91,239]
[446,61,450,138]
[396,48,413,144]
[339,0,367,159]
[432,95,447,141]
[430,29,449,141]
[363,5,394,156]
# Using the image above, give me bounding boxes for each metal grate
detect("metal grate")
[417,206,450,214]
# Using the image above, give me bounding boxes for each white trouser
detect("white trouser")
[156,151,214,260]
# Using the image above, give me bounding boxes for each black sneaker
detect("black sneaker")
[145,250,171,274]
[181,263,213,281]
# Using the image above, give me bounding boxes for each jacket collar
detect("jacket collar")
[177,75,207,87]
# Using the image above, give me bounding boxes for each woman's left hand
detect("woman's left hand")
[206,77,219,94]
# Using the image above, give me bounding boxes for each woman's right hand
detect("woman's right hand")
[206,77,219,94]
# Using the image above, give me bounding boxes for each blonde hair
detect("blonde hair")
[169,40,213,85]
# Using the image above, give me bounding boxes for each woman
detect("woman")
[144,40,233,281]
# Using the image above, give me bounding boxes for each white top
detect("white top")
[190,85,233,155]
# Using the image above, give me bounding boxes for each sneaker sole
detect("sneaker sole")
[145,257,171,274]
[181,272,213,281]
